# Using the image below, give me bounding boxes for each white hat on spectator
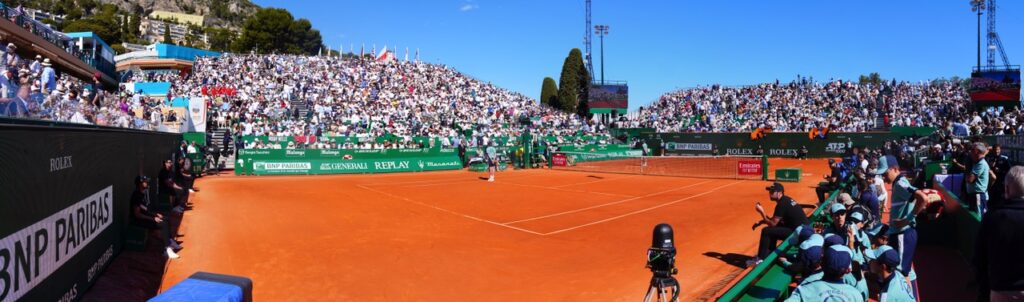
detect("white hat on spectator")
[7,43,15,50]
[42,58,51,66]
[35,55,41,60]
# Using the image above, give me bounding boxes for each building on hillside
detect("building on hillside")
[148,11,204,27]
[24,8,64,24]
[139,18,207,46]
[121,43,149,52]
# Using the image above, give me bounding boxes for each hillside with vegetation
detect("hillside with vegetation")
[0,0,322,55]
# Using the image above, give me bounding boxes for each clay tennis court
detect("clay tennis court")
[159,158,829,301]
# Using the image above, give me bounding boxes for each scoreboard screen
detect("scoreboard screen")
[589,84,628,110]
[969,69,1021,104]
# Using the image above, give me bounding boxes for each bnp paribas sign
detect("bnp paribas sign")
[0,187,114,302]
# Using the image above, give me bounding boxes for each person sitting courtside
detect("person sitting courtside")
[748,182,809,267]
[130,175,182,259]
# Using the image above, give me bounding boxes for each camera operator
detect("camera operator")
[748,182,809,267]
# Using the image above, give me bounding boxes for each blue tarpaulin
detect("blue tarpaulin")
[134,82,171,96]
[148,278,242,302]
[170,97,190,108]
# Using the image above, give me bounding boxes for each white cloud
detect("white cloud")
[459,2,479,12]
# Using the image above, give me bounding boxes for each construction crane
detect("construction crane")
[971,0,1011,68]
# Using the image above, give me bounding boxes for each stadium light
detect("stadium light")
[971,0,985,69]
[595,25,610,84]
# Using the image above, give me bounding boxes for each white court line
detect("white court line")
[404,179,489,188]
[496,180,637,198]
[360,169,538,186]
[355,184,546,236]
[360,175,484,187]
[402,172,539,188]
[542,181,743,236]
[502,179,714,224]
[550,174,639,188]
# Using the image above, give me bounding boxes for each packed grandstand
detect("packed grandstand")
[2,51,1022,142]
[0,3,1021,301]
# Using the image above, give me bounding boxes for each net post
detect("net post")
[761,154,769,181]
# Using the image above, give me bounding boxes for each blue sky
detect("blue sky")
[253,0,1022,112]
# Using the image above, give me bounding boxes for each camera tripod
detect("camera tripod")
[642,275,679,302]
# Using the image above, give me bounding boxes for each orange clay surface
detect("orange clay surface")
[160,158,830,301]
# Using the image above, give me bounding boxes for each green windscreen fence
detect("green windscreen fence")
[235,148,463,175]
[645,132,902,158]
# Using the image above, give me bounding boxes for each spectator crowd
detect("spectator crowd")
[2,50,1023,148]
[176,54,603,150]
[626,80,1023,136]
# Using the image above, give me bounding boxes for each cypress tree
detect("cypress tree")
[558,48,584,113]
[541,77,559,109]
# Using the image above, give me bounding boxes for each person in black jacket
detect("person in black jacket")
[987,144,1012,207]
[748,182,810,267]
[976,166,1024,301]
[458,143,467,168]
[130,175,182,259]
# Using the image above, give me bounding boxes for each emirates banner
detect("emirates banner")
[737,160,763,176]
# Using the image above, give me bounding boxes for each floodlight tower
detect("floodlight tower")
[595,25,609,84]
[971,0,984,68]
[974,0,1011,67]
[584,0,594,80]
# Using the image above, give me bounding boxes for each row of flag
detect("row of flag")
[318,43,419,63]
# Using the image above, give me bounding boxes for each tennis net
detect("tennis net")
[551,151,766,180]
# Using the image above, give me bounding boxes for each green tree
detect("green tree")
[232,7,322,55]
[289,18,322,54]
[129,12,141,36]
[858,72,882,85]
[111,43,126,54]
[62,17,119,44]
[233,8,296,53]
[78,0,96,16]
[541,77,559,109]
[65,6,82,21]
[163,23,173,44]
[576,63,591,118]
[557,48,585,113]
[120,14,128,37]
[206,27,236,52]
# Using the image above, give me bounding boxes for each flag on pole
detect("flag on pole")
[318,47,322,56]
[360,43,364,60]
[376,45,394,63]
[372,44,376,57]
[405,47,409,62]
[415,48,419,62]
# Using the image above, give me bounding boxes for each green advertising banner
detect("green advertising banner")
[235,148,464,175]
[643,132,901,158]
